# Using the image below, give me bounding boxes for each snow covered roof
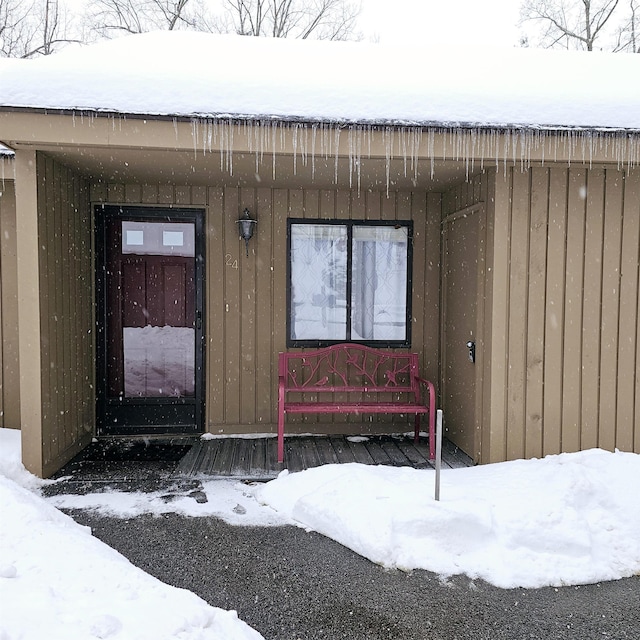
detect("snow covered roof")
[1,31,639,132]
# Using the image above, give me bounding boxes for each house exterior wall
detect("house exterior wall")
[91,182,442,436]
[0,174,21,429]
[3,112,639,474]
[485,165,640,462]
[31,153,94,476]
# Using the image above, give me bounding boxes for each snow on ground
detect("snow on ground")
[1,31,639,130]
[258,452,640,588]
[0,429,263,640]
[2,429,640,616]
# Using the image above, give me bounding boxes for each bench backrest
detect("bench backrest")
[279,343,420,394]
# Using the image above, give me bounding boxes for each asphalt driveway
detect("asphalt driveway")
[67,509,639,640]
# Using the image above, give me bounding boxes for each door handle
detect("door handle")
[466,340,476,363]
[195,310,202,330]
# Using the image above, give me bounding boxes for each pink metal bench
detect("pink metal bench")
[277,343,436,464]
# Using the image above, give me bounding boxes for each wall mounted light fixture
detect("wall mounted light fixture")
[237,208,257,257]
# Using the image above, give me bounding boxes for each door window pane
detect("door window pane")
[124,326,194,397]
[122,221,194,256]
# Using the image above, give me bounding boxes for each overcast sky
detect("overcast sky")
[359,0,521,48]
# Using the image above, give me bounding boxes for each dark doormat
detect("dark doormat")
[46,438,198,490]
[76,439,194,462]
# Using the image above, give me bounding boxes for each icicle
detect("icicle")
[310,123,317,181]
[383,127,393,196]
[191,119,199,159]
[271,121,277,181]
[333,126,341,185]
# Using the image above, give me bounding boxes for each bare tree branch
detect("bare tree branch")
[1,0,79,57]
[85,0,203,38]
[520,0,624,50]
[211,0,361,40]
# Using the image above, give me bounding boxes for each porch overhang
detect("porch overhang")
[1,109,638,193]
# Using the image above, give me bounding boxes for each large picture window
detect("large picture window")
[287,219,413,347]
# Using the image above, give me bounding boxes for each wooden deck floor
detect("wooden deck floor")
[175,435,473,480]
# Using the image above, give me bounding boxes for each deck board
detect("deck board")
[174,435,473,480]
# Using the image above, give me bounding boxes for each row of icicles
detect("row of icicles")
[187,117,640,192]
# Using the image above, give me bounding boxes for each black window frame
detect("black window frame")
[286,218,413,348]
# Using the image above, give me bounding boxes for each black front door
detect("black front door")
[96,206,205,435]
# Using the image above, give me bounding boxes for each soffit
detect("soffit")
[36,144,474,191]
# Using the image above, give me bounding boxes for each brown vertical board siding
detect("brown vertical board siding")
[506,168,530,460]
[271,188,288,427]
[366,190,381,220]
[158,184,174,204]
[60,164,72,456]
[40,155,55,465]
[581,169,606,450]
[36,154,93,475]
[141,184,158,204]
[487,170,511,462]
[0,179,21,428]
[192,186,207,206]
[543,168,568,455]
[125,183,142,204]
[598,170,624,451]
[108,183,125,203]
[562,169,587,452]
[71,174,84,437]
[239,187,257,425]
[473,202,488,462]
[255,187,273,427]
[351,190,366,218]
[336,190,350,218]
[525,167,549,459]
[223,187,241,424]
[479,173,496,463]
[90,183,107,203]
[617,170,640,452]
[381,192,396,221]
[0,189,5,424]
[424,192,442,386]
[206,187,225,429]
[175,186,191,206]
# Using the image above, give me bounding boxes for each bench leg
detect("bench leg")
[277,407,285,464]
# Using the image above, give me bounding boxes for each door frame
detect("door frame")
[95,205,206,436]
[440,203,487,462]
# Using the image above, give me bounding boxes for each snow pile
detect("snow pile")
[257,450,640,588]
[4,427,640,592]
[0,427,44,491]
[0,429,264,640]
[0,31,639,130]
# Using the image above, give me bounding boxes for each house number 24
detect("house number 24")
[225,254,238,269]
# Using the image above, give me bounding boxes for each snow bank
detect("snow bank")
[1,31,639,130]
[0,427,44,491]
[257,449,640,588]
[0,429,264,640]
